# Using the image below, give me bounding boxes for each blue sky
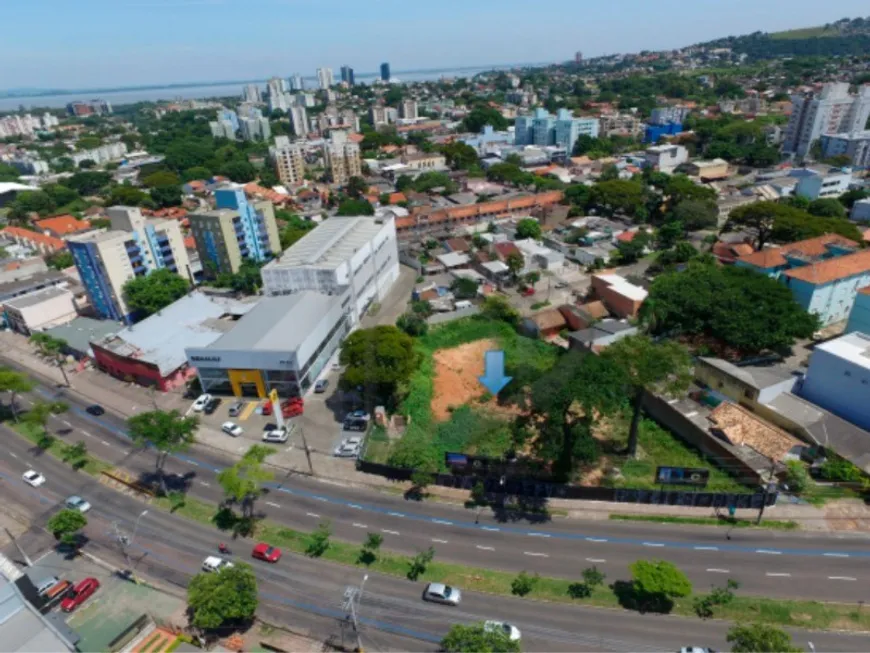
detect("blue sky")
[3,0,869,89]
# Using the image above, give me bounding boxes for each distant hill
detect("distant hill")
[699,16,870,59]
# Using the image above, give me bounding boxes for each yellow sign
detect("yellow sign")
[269,389,279,404]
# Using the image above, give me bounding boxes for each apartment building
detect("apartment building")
[820,130,870,169]
[67,206,189,323]
[340,65,355,86]
[370,105,397,127]
[261,215,399,323]
[242,84,261,104]
[289,106,309,137]
[649,105,691,126]
[644,144,689,174]
[323,131,361,186]
[317,67,334,90]
[67,142,127,167]
[598,112,644,138]
[270,136,306,186]
[515,108,599,152]
[188,188,281,278]
[399,99,418,120]
[782,83,870,158]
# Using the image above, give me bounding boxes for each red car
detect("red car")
[60,577,100,612]
[252,542,282,563]
[261,398,303,418]
[521,287,535,297]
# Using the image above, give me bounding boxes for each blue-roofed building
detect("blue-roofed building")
[90,290,258,391]
[644,121,683,144]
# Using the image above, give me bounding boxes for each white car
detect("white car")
[22,470,45,487]
[484,621,522,642]
[422,582,461,606]
[221,421,243,437]
[202,556,234,573]
[263,427,289,443]
[333,436,362,457]
[65,495,91,513]
[192,393,213,412]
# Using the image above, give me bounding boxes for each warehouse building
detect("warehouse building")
[185,291,350,398]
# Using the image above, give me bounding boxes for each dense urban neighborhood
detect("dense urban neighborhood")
[2,12,870,653]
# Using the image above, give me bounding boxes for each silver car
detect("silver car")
[65,495,91,513]
[422,582,461,605]
[333,436,362,457]
[484,621,521,642]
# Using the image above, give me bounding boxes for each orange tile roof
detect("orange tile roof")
[389,192,407,204]
[394,191,564,232]
[183,236,196,250]
[858,286,870,296]
[784,249,870,285]
[737,233,858,269]
[347,133,364,144]
[2,226,65,251]
[34,214,90,235]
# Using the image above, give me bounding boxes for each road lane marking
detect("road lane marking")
[348,504,362,509]
[100,440,111,446]
[528,532,551,538]
[199,481,210,487]
[388,511,405,518]
[81,430,93,438]
[431,519,453,525]
[431,538,448,544]
[305,512,320,518]
[482,526,500,532]
[265,501,281,508]
[9,452,18,459]
[586,558,606,563]
[524,551,549,557]
[823,552,850,558]
[381,529,400,535]
[476,545,495,551]
[756,549,782,555]
[187,460,199,467]
[62,420,72,427]
[643,542,665,547]
[828,576,857,581]
[586,537,607,542]
[706,568,730,573]
[314,496,328,502]
[765,572,791,577]
[694,546,719,551]
[352,523,368,529]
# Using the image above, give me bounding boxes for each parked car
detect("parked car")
[203,397,222,415]
[22,470,45,487]
[346,409,370,421]
[42,579,72,602]
[521,287,535,297]
[60,577,100,612]
[228,401,245,417]
[202,556,234,573]
[333,436,362,458]
[314,379,329,393]
[263,426,290,443]
[262,397,304,418]
[65,495,91,513]
[35,576,60,597]
[343,418,367,432]
[85,404,104,416]
[484,621,522,642]
[222,421,243,437]
[422,582,461,606]
[192,393,213,412]
[252,542,282,563]
[554,281,569,289]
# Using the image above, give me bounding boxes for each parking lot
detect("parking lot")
[26,551,183,653]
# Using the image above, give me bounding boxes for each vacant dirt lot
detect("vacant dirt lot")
[431,339,496,421]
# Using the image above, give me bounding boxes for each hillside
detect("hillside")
[700,16,870,59]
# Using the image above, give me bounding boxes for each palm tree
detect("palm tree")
[29,333,70,387]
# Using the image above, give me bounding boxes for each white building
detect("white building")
[791,165,853,199]
[289,106,309,137]
[289,74,304,91]
[820,130,870,169]
[850,198,870,222]
[261,215,400,323]
[650,105,691,126]
[2,286,78,335]
[783,83,870,158]
[239,116,270,141]
[316,67,334,90]
[209,120,236,140]
[66,142,128,167]
[800,332,870,431]
[270,136,306,186]
[644,144,688,174]
[399,99,418,120]
[242,83,261,104]
[323,131,361,186]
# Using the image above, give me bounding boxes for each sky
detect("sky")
[2,0,869,90]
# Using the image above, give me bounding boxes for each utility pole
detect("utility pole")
[756,458,777,525]
[4,528,32,567]
[299,425,314,475]
[341,574,368,652]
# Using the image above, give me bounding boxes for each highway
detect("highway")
[2,430,868,652]
[10,374,870,607]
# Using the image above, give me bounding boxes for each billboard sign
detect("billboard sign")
[655,466,710,488]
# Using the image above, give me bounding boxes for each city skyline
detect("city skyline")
[2,0,869,89]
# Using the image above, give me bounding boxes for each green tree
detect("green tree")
[182,166,213,182]
[43,184,80,207]
[671,199,719,232]
[481,295,520,326]
[151,185,182,208]
[64,171,111,196]
[305,520,332,557]
[838,188,869,210]
[0,368,34,422]
[451,277,479,299]
[462,106,509,133]
[807,197,847,218]
[358,532,383,566]
[0,163,20,181]
[589,179,649,221]
[61,441,89,470]
[614,231,651,264]
[629,559,692,613]
[23,400,68,431]
[441,623,521,653]
[515,218,542,241]
[784,460,810,494]
[29,333,71,386]
[47,509,87,546]
[726,623,802,653]
[216,445,275,519]
[339,326,418,407]
[187,563,258,630]
[45,250,74,270]
[396,312,429,337]
[407,546,435,580]
[219,160,256,183]
[336,198,374,216]
[278,212,315,249]
[440,141,479,170]
[568,566,607,599]
[123,269,189,317]
[345,175,368,198]
[127,409,198,495]
[510,570,539,597]
[142,170,181,188]
[107,184,154,207]
[602,336,692,458]
[211,258,263,294]
[7,190,56,219]
[505,251,525,282]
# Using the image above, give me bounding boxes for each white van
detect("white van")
[455,300,473,310]
[202,556,234,573]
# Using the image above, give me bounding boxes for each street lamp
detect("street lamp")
[131,509,149,547]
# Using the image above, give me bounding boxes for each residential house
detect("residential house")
[780,248,870,325]
[845,287,870,335]
[735,234,858,279]
[695,357,800,410]
[522,308,568,340]
[712,241,754,265]
[1,226,65,255]
[800,332,870,430]
[34,215,91,238]
[568,319,638,352]
[644,144,688,174]
[707,402,807,466]
[590,272,648,318]
[685,158,729,181]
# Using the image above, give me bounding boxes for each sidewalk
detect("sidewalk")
[3,329,869,533]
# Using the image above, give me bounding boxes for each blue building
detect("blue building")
[846,288,870,335]
[218,109,239,132]
[461,125,513,153]
[643,122,683,144]
[514,108,599,153]
[380,62,391,82]
[800,332,870,431]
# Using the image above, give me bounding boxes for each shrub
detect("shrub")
[510,570,539,597]
[407,546,435,580]
[784,460,810,494]
[305,521,331,557]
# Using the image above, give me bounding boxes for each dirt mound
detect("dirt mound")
[431,339,497,421]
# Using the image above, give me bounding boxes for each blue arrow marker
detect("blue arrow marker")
[478,350,512,395]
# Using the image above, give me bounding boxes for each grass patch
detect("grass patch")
[530,301,551,311]
[140,633,162,652]
[801,482,859,507]
[609,514,799,531]
[11,421,113,476]
[605,417,747,493]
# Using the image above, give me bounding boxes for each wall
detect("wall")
[800,346,870,430]
[5,291,77,334]
[91,342,170,390]
[846,292,870,336]
[787,272,870,325]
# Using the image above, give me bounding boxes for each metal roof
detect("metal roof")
[266,216,386,271]
[3,286,71,310]
[0,572,76,651]
[45,316,120,356]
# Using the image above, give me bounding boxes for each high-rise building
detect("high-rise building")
[188,188,282,278]
[66,100,112,117]
[239,114,271,141]
[399,99,418,120]
[296,93,316,108]
[242,84,261,104]
[783,83,870,158]
[340,65,355,86]
[380,62,391,82]
[370,105,395,127]
[209,119,237,140]
[289,106,309,137]
[289,74,304,91]
[649,105,691,126]
[270,136,306,186]
[514,108,599,152]
[67,207,190,323]
[316,67,334,90]
[323,131,362,186]
[266,76,288,97]
[574,51,583,64]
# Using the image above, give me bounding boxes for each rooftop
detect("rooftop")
[814,332,870,372]
[708,402,804,462]
[698,357,799,391]
[45,316,120,356]
[0,270,68,299]
[207,292,338,353]
[267,216,388,271]
[0,571,76,651]
[594,273,648,301]
[783,249,870,285]
[436,252,470,268]
[737,233,858,269]
[3,285,71,310]
[93,292,257,375]
[33,215,90,235]
[569,319,636,344]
